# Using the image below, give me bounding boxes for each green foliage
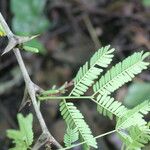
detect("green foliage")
[23,39,46,54]
[34,44,150,149]
[2,4,149,148]
[0,23,6,36]
[7,113,33,150]
[60,100,97,149]
[124,82,150,108]
[117,100,150,130]
[116,100,150,150]
[64,127,79,147]
[70,45,114,96]
[57,46,150,149]
[142,0,150,7]
[95,94,128,120]
[11,0,49,35]
[59,46,115,149]
[11,0,49,54]
[121,125,150,150]
[93,51,150,96]
[23,45,39,53]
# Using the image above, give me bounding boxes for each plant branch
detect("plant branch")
[83,14,101,49]
[32,132,49,150]
[59,129,116,150]
[13,48,48,131]
[38,96,92,101]
[0,12,62,149]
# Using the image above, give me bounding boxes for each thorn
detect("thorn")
[30,34,40,39]
[1,51,6,56]
[17,34,40,44]
[33,83,44,93]
[1,34,40,56]
[18,87,31,111]
[1,38,16,55]
[18,99,31,112]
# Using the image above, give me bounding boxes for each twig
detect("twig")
[38,96,92,101]
[32,132,49,150]
[0,13,62,149]
[59,129,116,150]
[18,87,30,112]
[83,14,101,49]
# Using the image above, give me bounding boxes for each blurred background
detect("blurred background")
[0,0,150,149]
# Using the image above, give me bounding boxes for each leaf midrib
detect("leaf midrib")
[63,100,94,147]
[70,50,112,96]
[93,58,144,97]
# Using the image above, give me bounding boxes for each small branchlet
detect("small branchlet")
[0,12,62,149]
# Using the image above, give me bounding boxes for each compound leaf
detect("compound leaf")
[64,127,79,147]
[93,51,150,97]
[70,45,114,96]
[7,113,33,150]
[60,100,97,149]
[95,94,128,120]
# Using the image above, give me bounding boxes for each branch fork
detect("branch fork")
[0,13,62,149]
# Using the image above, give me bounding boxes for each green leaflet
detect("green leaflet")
[0,23,6,36]
[58,48,150,149]
[11,0,49,54]
[70,45,114,96]
[117,125,150,150]
[23,45,39,53]
[126,125,150,150]
[116,100,150,149]
[60,45,114,149]
[94,94,128,120]
[64,127,79,147]
[23,38,46,54]
[93,51,150,97]
[60,100,97,149]
[7,113,34,150]
[116,100,150,129]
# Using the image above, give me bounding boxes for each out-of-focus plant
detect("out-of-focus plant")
[11,0,50,54]
[124,82,150,108]
[7,114,33,150]
[142,0,150,7]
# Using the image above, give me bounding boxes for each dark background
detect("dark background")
[0,0,150,149]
